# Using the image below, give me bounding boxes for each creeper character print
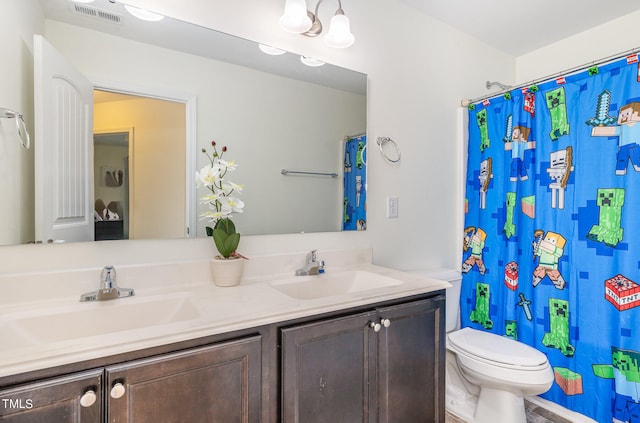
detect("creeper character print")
[542,298,575,357]
[504,192,516,238]
[476,109,490,152]
[469,282,493,330]
[587,188,625,248]
[545,87,571,141]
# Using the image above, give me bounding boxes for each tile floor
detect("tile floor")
[445,400,572,423]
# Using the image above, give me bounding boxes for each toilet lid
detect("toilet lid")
[448,327,548,367]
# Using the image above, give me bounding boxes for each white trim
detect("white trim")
[526,396,597,423]
[90,79,197,238]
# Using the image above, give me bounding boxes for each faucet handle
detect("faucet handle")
[101,265,117,288]
[306,250,317,263]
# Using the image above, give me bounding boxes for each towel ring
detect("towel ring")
[376,136,400,163]
[0,108,30,149]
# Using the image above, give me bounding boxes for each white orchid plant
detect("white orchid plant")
[196,141,245,259]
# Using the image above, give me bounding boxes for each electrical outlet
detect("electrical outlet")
[387,196,398,218]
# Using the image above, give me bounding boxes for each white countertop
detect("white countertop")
[0,248,450,379]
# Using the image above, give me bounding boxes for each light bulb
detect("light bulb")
[279,0,312,33]
[324,13,355,48]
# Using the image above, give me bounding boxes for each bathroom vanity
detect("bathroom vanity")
[0,249,448,422]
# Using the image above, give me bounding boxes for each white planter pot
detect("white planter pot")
[210,257,245,287]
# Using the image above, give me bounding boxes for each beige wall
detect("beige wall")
[0,0,42,244]
[119,0,515,270]
[516,11,640,84]
[43,19,365,237]
[94,97,186,240]
[0,0,513,271]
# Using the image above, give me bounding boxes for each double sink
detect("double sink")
[1,269,404,351]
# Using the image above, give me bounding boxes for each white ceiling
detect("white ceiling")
[401,0,640,56]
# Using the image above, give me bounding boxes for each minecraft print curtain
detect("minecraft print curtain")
[343,135,366,230]
[462,54,640,423]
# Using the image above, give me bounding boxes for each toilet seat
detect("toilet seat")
[448,327,548,370]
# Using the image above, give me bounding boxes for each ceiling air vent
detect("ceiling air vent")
[73,4,122,24]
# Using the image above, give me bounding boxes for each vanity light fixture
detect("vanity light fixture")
[258,44,286,56]
[300,56,325,67]
[279,0,355,48]
[124,4,164,22]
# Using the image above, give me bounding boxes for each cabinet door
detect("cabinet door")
[0,369,102,423]
[106,335,262,423]
[281,311,377,423]
[377,297,445,423]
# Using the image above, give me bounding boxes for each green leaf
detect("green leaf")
[212,227,240,258]
[224,233,240,255]
[214,218,236,235]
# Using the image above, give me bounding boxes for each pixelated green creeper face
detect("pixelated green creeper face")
[597,188,625,207]
[476,110,487,126]
[505,321,517,336]
[506,192,516,207]
[549,298,569,318]
[612,347,640,376]
[546,87,566,108]
[476,283,489,297]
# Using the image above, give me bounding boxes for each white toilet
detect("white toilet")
[411,269,554,423]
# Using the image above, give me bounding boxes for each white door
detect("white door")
[34,35,94,243]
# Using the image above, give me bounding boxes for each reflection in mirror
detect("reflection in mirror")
[1,0,367,246]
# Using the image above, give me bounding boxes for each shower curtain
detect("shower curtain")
[343,135,367,230]
[462,55,640,423]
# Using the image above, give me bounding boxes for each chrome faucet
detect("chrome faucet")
[295,250,325,276]
[80,265,135,302]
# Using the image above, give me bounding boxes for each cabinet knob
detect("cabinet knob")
[369,321,381,332]
[381,318,391,328]
[110,382,126,399]
[80,390,97,408]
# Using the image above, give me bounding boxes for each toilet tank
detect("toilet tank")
[406,268,462,333]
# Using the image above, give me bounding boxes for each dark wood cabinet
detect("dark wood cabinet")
[0,292,445,423]
[281,310,378,423]
[0,369,102,423]
[106,335,262,423]
[281,297,445,423]
[377,298,445,423]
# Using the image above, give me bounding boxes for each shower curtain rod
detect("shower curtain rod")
[462,46,640,106]
[344,133,366,140]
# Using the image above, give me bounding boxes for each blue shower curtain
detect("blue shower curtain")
[343,135,366,230]
[463,55,640,423]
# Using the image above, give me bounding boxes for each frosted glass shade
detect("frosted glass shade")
[279,0,312,33]
[124,5,164,22]
[324,13,355,48]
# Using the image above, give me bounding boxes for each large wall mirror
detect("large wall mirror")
[4,0,367,246]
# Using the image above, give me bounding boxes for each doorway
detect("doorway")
[93,89,187,240]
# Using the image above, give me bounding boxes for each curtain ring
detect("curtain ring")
[376,136,400,163]
[1,108,30,149]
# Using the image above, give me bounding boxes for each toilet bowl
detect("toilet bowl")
[408,269,554,423]
[448,327,554,423]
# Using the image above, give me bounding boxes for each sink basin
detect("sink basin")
[269,270,403,300]
[3,293,201,347]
